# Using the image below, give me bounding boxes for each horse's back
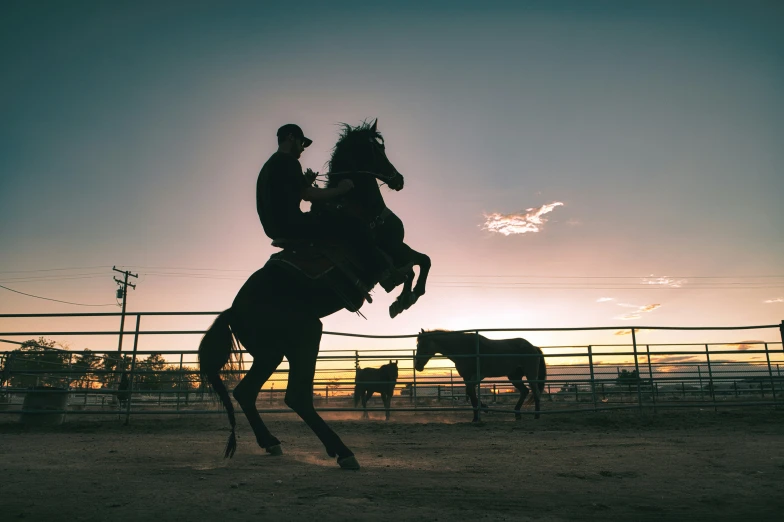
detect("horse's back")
[451,335,541,378]
[356,365,397,393]
[232,262,347,322]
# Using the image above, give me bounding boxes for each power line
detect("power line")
[0,284,117,307]
[0,273,108,284]
[0,265,112,274]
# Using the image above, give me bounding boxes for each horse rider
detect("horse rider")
[256,123,396,280]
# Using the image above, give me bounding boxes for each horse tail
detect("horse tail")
[198,309,239,458]
[353,368,362,408]
[537,349,547,393]
[524,346,547,406]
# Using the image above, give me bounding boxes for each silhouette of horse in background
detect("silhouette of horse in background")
[415,329,546,422]
[354,360,398,420]
[199,120,427,470]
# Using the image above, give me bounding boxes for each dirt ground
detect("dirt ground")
[1,408,783,521]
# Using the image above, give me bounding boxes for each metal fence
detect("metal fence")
[1,312,783,423]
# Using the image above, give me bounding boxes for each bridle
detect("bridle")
[326,134,403,187]
[327,169,402,186]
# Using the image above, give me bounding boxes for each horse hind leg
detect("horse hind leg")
[361,390,373,419]
[232,352,284,454]
[284,319,359,469]
[509,371,528,421]
[525,367,542,420]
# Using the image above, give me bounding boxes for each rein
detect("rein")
[327,170,398,185]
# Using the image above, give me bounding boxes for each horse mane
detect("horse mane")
[419,329,477,351]
[326,120,384,186]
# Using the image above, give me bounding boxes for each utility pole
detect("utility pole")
[113,266,138,360]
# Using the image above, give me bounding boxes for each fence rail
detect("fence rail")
[1,312,782,423]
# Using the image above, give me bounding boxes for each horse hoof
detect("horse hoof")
[337,455,360,470]
[266,444,283,456]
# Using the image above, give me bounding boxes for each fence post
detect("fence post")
[124,314,141,425]
[764,343,778,407]
[705,344,717,412]
[646,344,657,414]
[411,350,417,408]
[780,320,784,351]
[631,329,643,413]
[475,331,481,421]
[450,370,454,408]
[63,353,73,423]
[588,345,597,412]
[176,353,183,412]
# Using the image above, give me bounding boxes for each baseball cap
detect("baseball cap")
[276,124,312,147]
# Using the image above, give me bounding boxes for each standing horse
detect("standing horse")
[198,120,429,470]
[354,360,398,420]
[414,329,546,422]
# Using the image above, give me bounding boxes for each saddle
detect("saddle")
[267,239,406,313]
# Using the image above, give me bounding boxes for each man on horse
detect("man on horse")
[257,123,398,282]
[257,123,354,240]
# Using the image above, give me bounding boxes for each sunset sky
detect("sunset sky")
[1,1,783,361]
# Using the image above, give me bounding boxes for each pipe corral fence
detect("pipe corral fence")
[1,312,783,423]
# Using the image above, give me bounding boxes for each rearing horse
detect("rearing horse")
[316,124,431,316]
[198,120,429,470]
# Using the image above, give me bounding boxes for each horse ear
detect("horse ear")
[370,118,378,133]
[419,328,424,334]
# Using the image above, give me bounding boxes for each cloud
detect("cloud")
[566,218,582,226]
[616,303,661,320]
[652,355,702,365]
[597,297,614,303]
[641,275,687,288]
[764,297,783,304]
[725,340,765,351]
[614,328,650,336]
[482,201,564,235]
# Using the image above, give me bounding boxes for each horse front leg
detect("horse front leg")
[382,391,392,421]
[410,250,431,298]
[386,242,431,298]
[389,270,416,318]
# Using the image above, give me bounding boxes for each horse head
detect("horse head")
[327,119,404,197]
[414,329,436,372]
[387,359,399,380]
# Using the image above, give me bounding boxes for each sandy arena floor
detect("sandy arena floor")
[1,408,783,521]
